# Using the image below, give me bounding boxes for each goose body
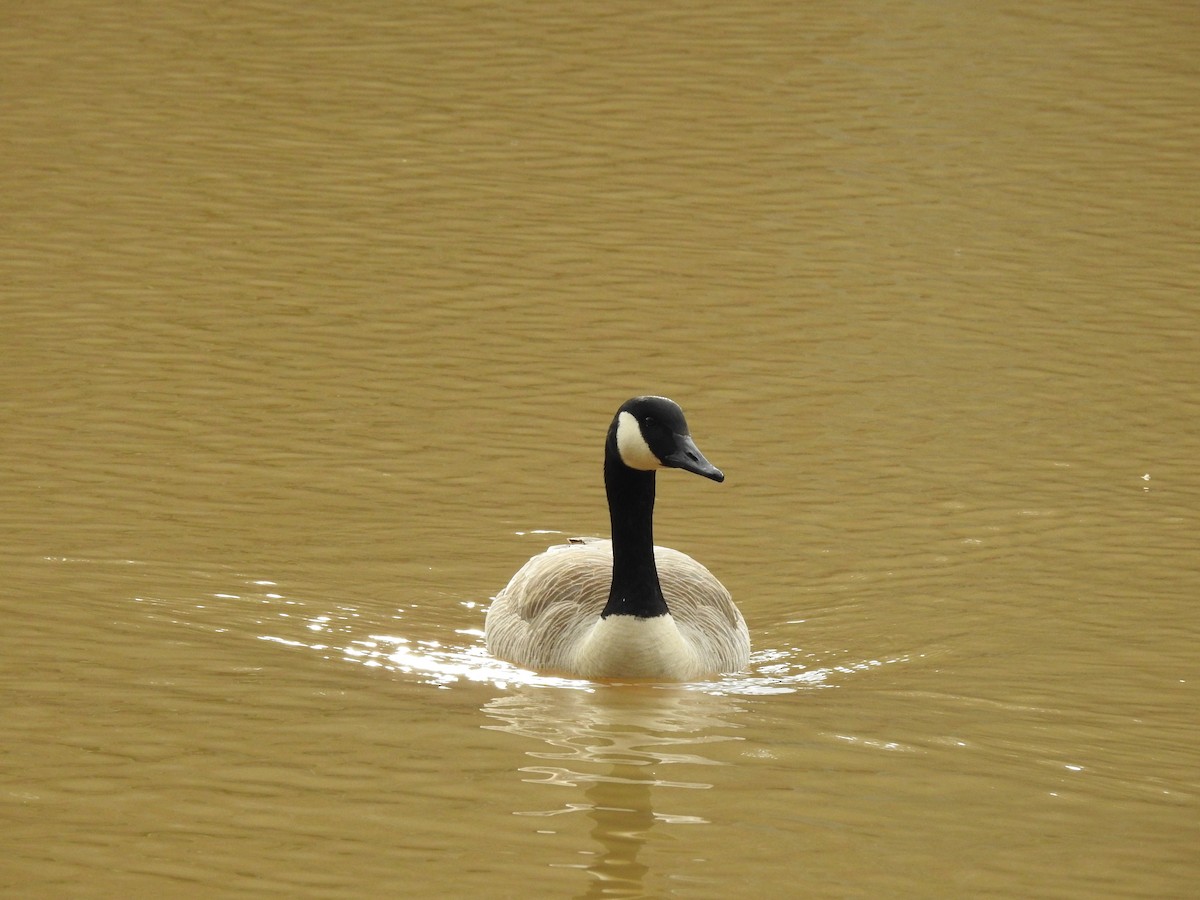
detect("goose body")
[485,396,749,681]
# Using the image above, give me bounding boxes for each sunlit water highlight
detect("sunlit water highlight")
[241,585,902,696]
[125,563,907,697]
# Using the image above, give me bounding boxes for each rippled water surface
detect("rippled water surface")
[3,1,1197,897]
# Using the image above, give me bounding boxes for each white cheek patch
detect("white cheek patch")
[615,411,662,471]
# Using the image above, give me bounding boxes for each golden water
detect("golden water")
[2,1,1197,897]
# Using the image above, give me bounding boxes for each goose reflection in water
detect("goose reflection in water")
[482,686,744,898]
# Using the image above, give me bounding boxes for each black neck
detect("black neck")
[601,442,670,619]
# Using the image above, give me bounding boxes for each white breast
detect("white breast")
[575,614,702,680]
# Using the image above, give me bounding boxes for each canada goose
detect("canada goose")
[485,396,749,681]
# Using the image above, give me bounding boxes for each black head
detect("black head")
[609,395,724,482]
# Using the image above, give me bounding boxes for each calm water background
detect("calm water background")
[3,1,1197,897]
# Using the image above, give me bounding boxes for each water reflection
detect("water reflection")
[482,687,744,898]
[261,599,893,695]
[134,574,905,695]
[576,770,654,899]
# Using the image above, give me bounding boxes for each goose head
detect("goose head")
[609,395,724,482]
